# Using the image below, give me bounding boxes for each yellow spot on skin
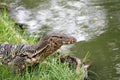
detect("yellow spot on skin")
[31,58,36,62]
[26,59,31,63]
[21,65,25,69]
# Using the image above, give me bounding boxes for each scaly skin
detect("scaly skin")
[0,33,77,73]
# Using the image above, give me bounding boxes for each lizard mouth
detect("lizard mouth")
[62,38,77,44]
[63,41,75,44]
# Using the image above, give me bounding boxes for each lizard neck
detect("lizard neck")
[34,40,48,51]
[32,40,62,61]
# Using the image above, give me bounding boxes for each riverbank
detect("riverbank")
[0,8,89,80]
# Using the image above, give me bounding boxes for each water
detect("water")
[8,0,120,80]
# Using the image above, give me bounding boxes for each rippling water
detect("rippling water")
[9,0,107,41]
[8,0,120,80]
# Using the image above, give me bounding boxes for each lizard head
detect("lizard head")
[34,33,77,60]
[42,33,77,46]
[36,33,77,51]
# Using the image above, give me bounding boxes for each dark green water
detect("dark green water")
[73,27,120,80]
[73,0,120,80]
[8,0,120,80]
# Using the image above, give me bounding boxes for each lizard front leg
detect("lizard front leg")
[8,56,27,73]
[8,55,38,73]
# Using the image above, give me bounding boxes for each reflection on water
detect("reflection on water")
[8,0,120,80]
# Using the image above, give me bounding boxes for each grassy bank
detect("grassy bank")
[0,9,87,80]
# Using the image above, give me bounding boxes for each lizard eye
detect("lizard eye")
[59,36,63,39]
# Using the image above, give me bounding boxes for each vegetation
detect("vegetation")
[0,9,88,80]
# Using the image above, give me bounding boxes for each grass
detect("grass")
[0,9,36,44]
[0,57,77,80]
[0,9,88,80]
